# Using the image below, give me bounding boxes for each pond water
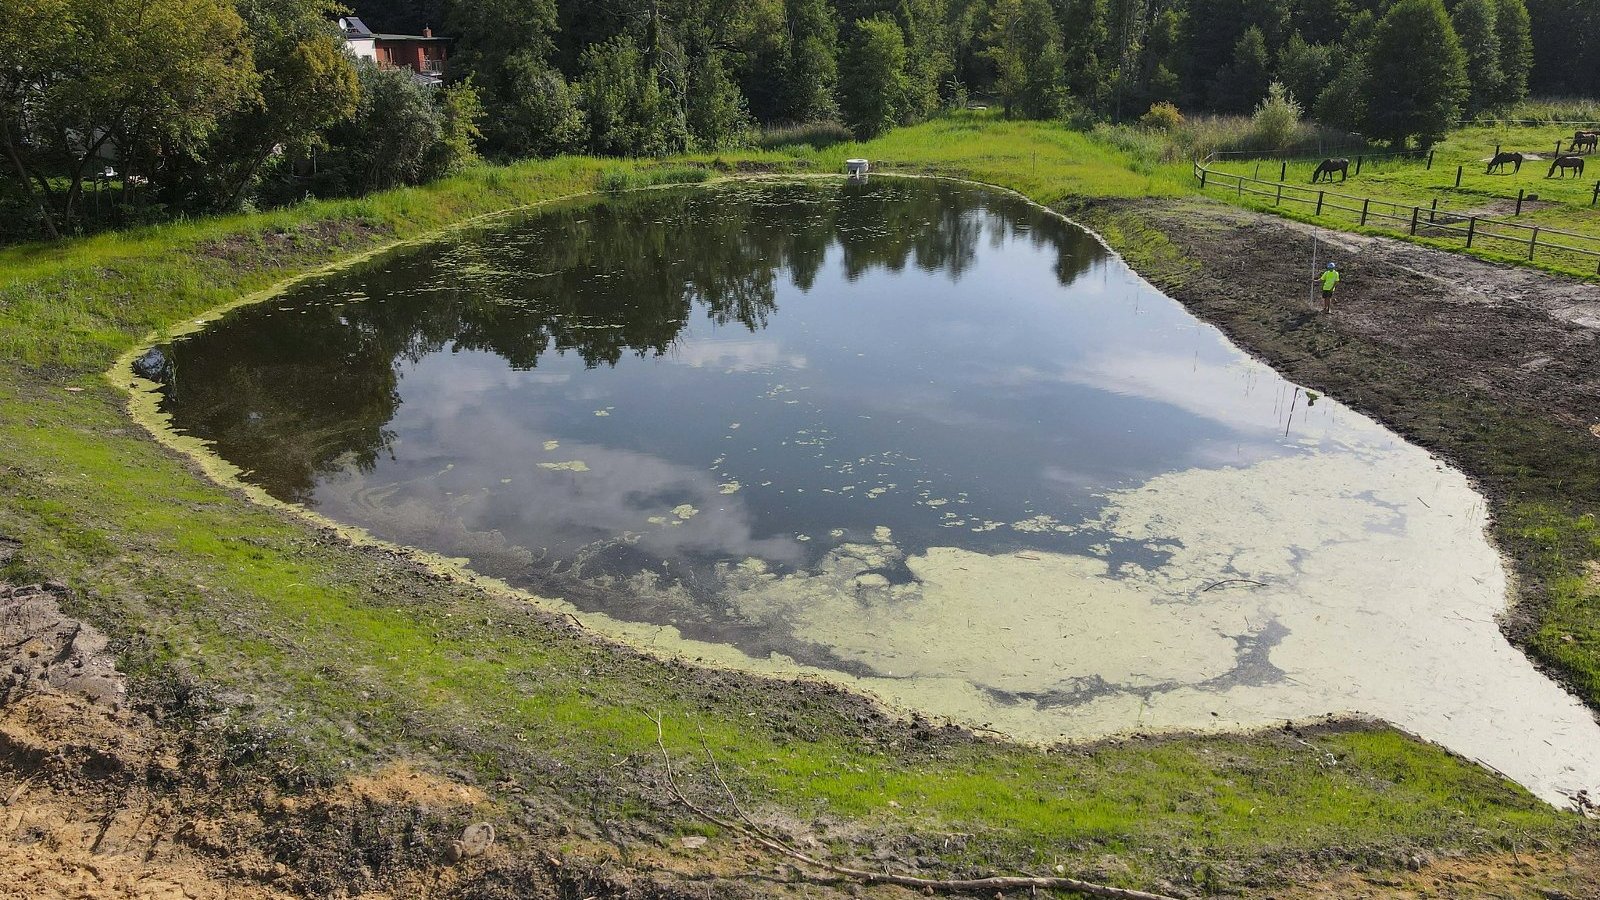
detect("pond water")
[141,178,1600,807]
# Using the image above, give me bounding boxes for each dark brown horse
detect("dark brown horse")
[1571,131,1599,154]
[1311,158,1349,183]
[1548,155,1586,178]
[1486,151,1524,173]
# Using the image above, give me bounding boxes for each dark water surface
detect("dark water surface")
[147,178,1344,652]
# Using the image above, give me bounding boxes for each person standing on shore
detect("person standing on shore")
[1318,262,1342,313]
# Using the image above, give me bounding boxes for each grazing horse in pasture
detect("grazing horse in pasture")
[1311,158,1349,183]
[1571,131,1599,154]
[1547,155,1586,178]
[1486,151,1524,173]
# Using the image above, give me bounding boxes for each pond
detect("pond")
[139,177,1600,807]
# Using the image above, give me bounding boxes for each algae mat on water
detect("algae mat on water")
[130,177,1600,807]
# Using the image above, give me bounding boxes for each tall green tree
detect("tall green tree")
[1211,25,1271,112]
[1058,0,1110,110]
[1363,0,1467,145]
[321,61,480,193]
[0,0,259,235]
[198,0,359,207]
[1491,0,1533,109]
[1276,34,1333,115]
[783,0,842,121]
[1524,0,1599,96]
[578,35,685,155]
[1314,54,1367,131]
[839,16,910,137]
[1450,0,1502,115]
[983,0,1068,118]
[444,0,561,156]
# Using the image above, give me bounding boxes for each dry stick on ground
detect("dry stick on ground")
[647,712,1179,900]
[1201,579,1267,592]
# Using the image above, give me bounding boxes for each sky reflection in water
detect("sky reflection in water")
[147,178,1600,806]
[154,177,1347,606]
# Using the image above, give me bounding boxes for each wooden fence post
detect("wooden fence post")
[1237,174,1244,198]
[1200,168,1207,188]
[1410,206,1420,235]
[1427,150,1434,169]
[1430,198,1438,223]
[1275,183,1283,205]
[1529,227,1539,260]
[1316,191,1325,215]
[1281,160,1287,181]
[1592,181,1599,206]
[1516,188,1525,215]
[1360,198,1370,225]
[1455,165,1464,188]
[1356,155,1364,175]
[1466,216,1477,248]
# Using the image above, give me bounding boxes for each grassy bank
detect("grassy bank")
[0,115,1588,893]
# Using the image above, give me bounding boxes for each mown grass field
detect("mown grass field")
[0,113,1592,892]
[1204,123,1600,277]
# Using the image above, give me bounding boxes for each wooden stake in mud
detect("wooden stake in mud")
[1310,234,1320,307]
[1516,188,1525,215]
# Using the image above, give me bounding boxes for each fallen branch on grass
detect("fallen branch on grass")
[648,711,1179,900]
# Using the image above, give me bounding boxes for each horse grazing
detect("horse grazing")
[1311,158,1349,183]
[1571,131,1599,154]
[1547,155,1586,178]
[1486,151,1524,174]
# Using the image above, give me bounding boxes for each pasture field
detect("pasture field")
[1,114,1596,896]
[1205,124,1600,278]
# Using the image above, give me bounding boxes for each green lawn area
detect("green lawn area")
[0,113,1590,891]
[1204,124,1600,277]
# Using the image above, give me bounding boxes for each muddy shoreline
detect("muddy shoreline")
[1072,195,1600,706]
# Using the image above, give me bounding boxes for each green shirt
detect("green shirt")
[1320,269,1341,291]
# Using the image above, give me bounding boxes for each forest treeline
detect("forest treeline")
[0,0,1594,240]
[383,0,1588,151]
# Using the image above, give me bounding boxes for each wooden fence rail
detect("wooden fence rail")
[1192,155,1600,274]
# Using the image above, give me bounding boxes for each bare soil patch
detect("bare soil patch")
[0,581,848,900]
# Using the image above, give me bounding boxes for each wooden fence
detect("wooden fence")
[1192,154,1600,275]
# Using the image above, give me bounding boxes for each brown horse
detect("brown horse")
[1548,155,1586,178]
[1571,131,1599,154]
[1486,151,1524,173]
[1311,158,1349,183]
